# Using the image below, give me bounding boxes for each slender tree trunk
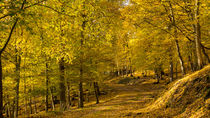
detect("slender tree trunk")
[192,20,199,70]
[119,69,122,77]
[129,57,133,76]
[9,104,12,118]
[78,81,84,108]
[66,81,71,109]
[116,59,120,76]
[5,96,9,118]
[126,66,128,76]
[169,48,173,82]
[78,45,84,108]
[122,67,125,78]
[95,82,100,96]
[24,73,27,115]
[187,1,199,70]
[5,106,7,117]
[45,63,49,112]
[78,57,84,108]
[168,1,186,75]
[12,100,15,118]
[59,58,66,111]
[86,89,90,102]
[14,51,21,118]
[29,89,32,114]
[188,55,194,72]
[201,44,210,64]
[195,0,203,69]
[115,45,120,76]
[50,87,55,111]
[78,8,86,108]
[156,74,159,84]
[175,40,186,75]
[0,57,3,118]
[93,82,99,104]
[22,53,27,116]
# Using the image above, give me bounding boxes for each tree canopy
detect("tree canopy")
[0,0,209,117]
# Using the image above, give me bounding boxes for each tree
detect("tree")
[0,1,26,117]
[194,0,203,69]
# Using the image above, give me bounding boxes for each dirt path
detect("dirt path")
[59,79,165,118]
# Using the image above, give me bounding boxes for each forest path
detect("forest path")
[59,79,165,118]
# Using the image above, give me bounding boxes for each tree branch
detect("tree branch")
[143,18,175,37]
[142,19,210,50]
[175,25,210,50]
[0,0,46,20]
[0,0,26,55]
[36,4,75,18]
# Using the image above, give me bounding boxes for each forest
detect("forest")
[0,0,209,118]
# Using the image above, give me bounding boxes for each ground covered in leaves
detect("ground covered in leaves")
[32,65,210,118]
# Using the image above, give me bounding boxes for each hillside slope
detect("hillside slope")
[134,65,210,118]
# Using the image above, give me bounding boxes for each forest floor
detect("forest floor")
[31,65,210,118]
[54,78,166,118]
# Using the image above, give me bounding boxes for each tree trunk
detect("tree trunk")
[188,55,194,72]
[187,0,199,71]
[50,87,55,111]
[5,106,7,117]
[120,69,122,76]
[175,40,186,75]
[122,67,125,78]
[14,52,21,118]
[95,82,100,96]
[59,58,66,111]
[129,58,133,77]
[66,81,71,109]
[24,73,27,116]
[195,0,203,69]
[116,56,120,76]
[78,50,84,108]
[5,96,9,118]
[168,1,186,76]
[12,101,15,118]
[0,0,26,115]
[86,89,90,102]
[93,82,99,104]
[0,57,3,118]
[78,9,86,108]
[201,44,210,64]
[78,81,84,108]
[45,63,49,112]
[29,89,32,114]
[0,18,18,118]
[126,66,128,76]
[9,105,12,118]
